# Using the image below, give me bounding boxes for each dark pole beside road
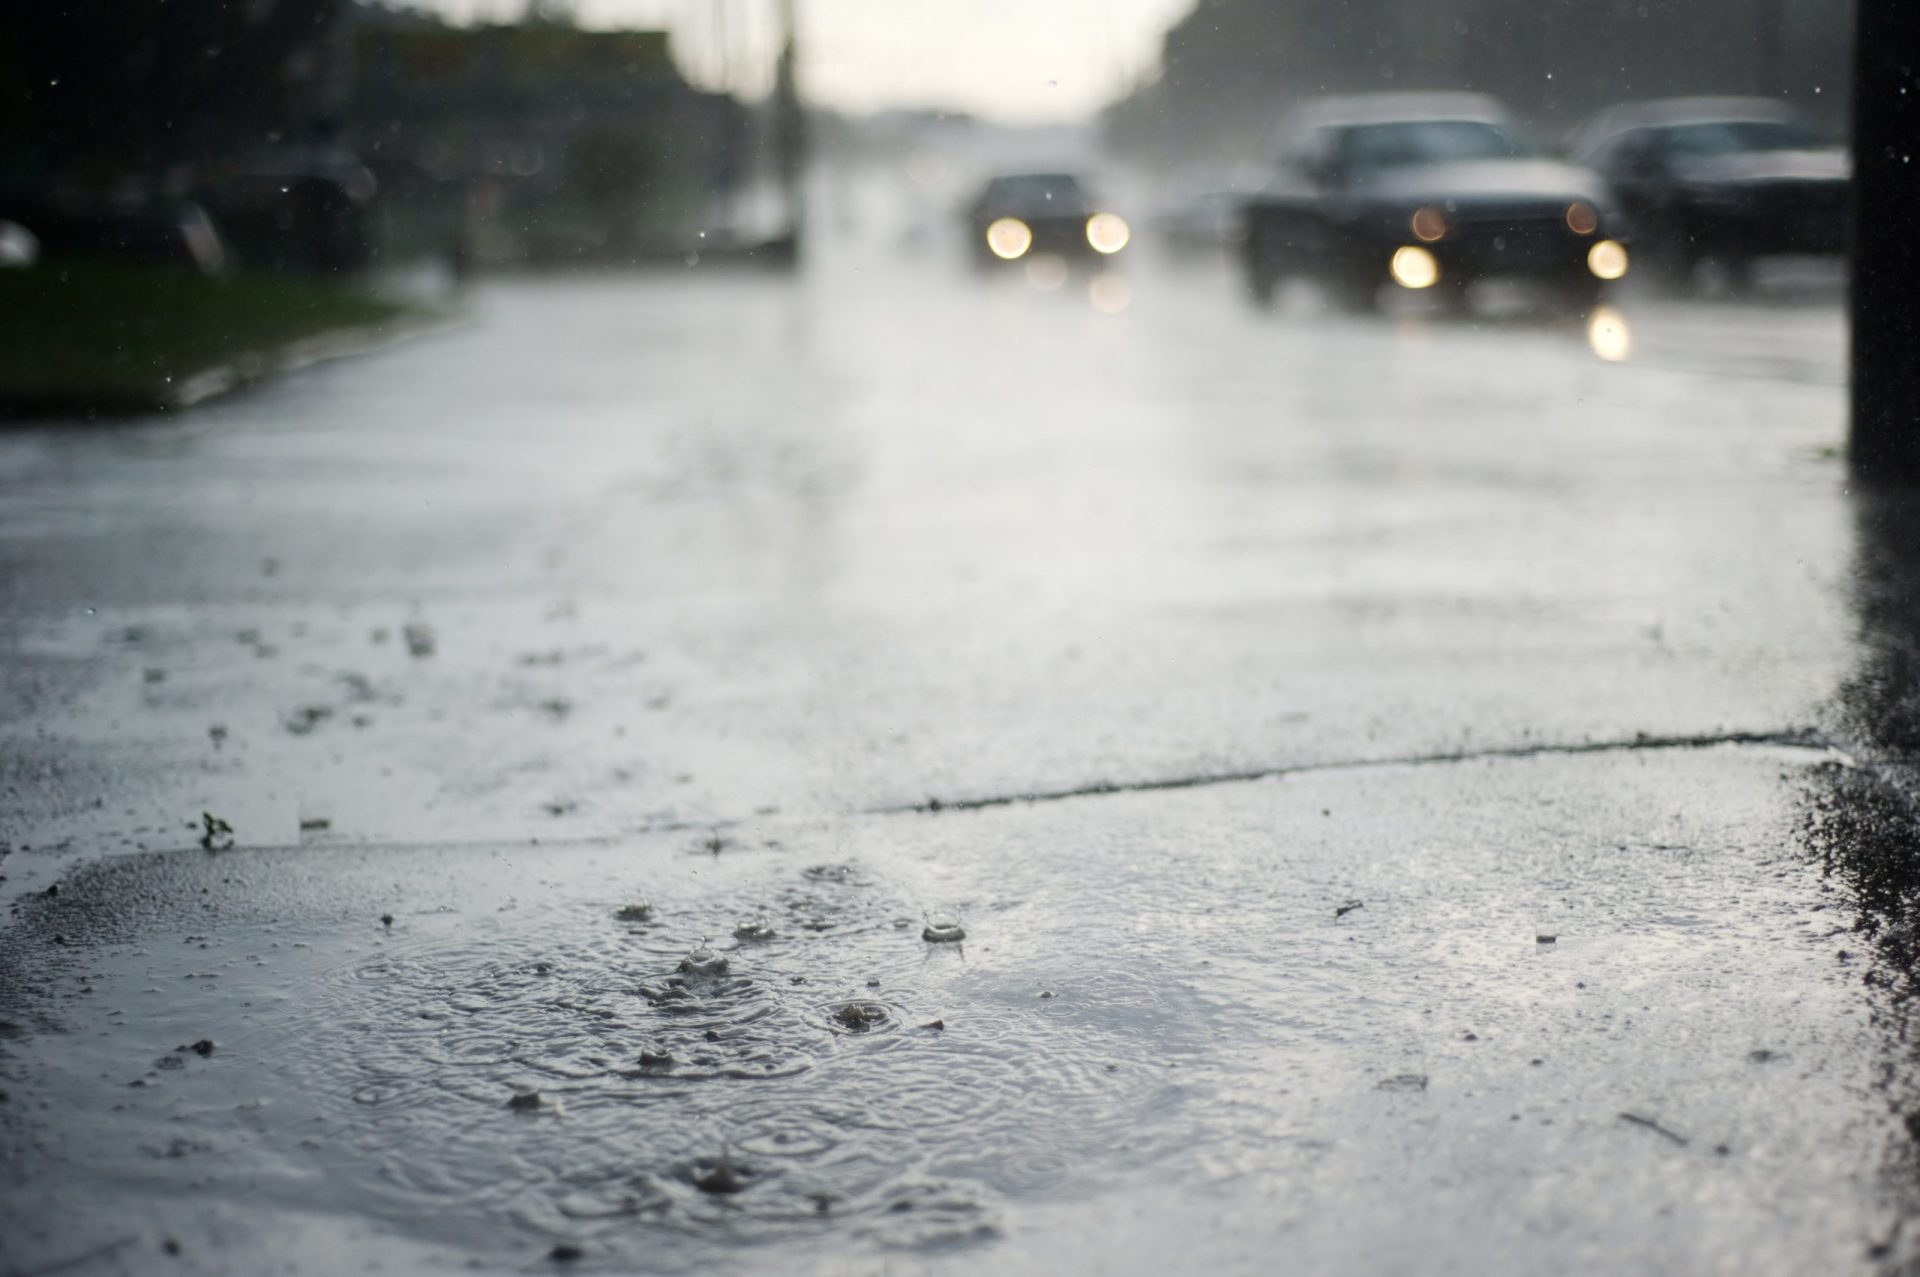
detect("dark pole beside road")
[1850,0,1920,481]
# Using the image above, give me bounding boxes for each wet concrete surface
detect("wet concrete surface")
[3,235,1917,1273]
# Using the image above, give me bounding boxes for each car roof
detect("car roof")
[1568,97,1808,154]
[984,171,1086,188]
[1282,93,1516,131]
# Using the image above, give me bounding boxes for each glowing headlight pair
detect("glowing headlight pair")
[984,213,1131,260]
[1388,239,1629,290]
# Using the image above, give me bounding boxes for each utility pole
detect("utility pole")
[1850,0,1920,481]
[770,0,805,261]
[1753,0,1783,97]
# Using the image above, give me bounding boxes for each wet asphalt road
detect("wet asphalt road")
[3,233,1916,1274]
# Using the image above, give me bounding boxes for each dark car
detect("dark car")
[0,196,228,274]
[1240,94,1624,313]
[965,172,1130,268]
[1567,98,1847,287]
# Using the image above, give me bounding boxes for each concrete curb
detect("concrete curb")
[0,306,468,422]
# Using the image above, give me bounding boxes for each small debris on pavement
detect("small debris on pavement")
[1618,1111,1689,1146]
[199,813,234,851]
[282,705,332,736]
[402,622,436,658]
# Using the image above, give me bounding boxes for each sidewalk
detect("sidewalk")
[0,260,1907,1274]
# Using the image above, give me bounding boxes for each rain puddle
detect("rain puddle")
[0,831,1194,1271]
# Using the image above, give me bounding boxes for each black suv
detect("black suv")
[1240,94,1622,313]
[1568,98,1847,288]
[966,172,1130,269]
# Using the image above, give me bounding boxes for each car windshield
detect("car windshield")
[1658,119,1830,156]
[981,173,1091,213]
[1339,119,1533,168]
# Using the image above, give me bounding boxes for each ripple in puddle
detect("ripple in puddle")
[277,868,1157,1265]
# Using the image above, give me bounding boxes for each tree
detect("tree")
[5,1,349,186]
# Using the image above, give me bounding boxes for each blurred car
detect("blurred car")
[1240,93,1623,312]
[0,197,227,273]
[965,172,1130,268]
[1567,98,1847,287]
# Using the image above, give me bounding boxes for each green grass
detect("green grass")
[0,263,415,413]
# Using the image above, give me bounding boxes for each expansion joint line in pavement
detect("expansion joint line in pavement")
[880,727,1847,816]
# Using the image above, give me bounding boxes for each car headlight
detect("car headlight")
[986,217,1033,260]
[1565,202,1599,235]
[1085,212,1130,254]
[1390,245,1440,289]
[1586,239,1629,280]
[1410,207,1449,242]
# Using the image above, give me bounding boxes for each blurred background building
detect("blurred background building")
[0,1,781,274]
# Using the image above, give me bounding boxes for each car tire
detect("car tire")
[1244,262,1280,308]
[1436,276,1474,316]
[1242,228,1287,308]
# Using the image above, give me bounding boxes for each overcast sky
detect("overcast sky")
[415,0,1193,121]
